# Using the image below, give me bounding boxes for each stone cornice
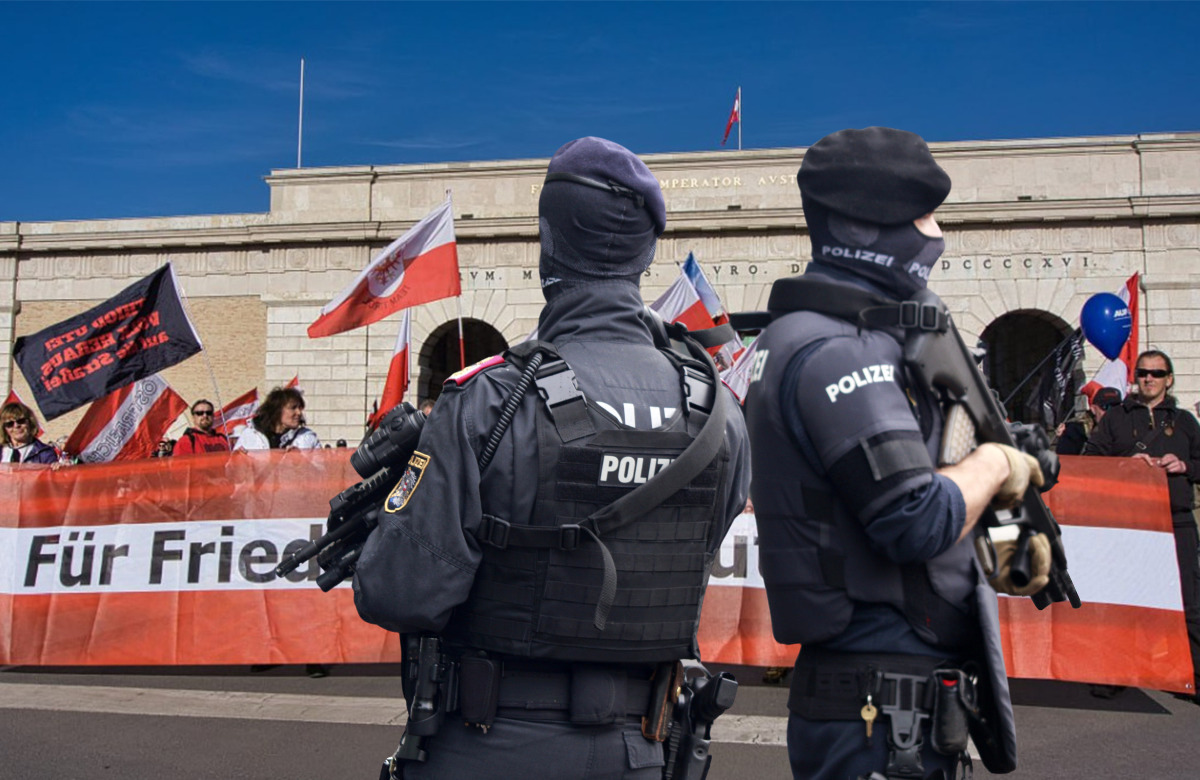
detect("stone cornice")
[5,194,1200,253]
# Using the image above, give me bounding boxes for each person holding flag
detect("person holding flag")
[352,137,750,779]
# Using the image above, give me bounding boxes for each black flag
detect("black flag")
[1024,329,1086,430]
[13,264,202,420]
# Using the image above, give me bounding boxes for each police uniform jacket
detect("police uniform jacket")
[1084,395,1200,517]
[352,281,751,644]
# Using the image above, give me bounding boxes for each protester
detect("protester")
[418,397,435,415]
[1084,349,1200,702]
[1056,386,1122,455]
[152,438,175,458]
[173,400,232,456]
[0,402,57,464]
[234,387,320,451]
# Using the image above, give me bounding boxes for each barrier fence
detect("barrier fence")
[0,451,1190,692]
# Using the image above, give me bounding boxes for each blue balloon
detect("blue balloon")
[1081,292,1132,360]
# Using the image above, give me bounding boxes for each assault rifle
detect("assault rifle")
[903,288,1081,610]
[274,404,427,590]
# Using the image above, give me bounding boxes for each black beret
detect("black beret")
[546,137,666,235]
[797,127,951,225]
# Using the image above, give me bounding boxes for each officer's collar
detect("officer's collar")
[537,280,656,346]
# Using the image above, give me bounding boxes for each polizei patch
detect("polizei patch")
[598,453,675,486]
[385,451,430,513]
[825,364,895,402]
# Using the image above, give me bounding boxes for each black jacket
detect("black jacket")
[352,281,751,635]
[1083,394,1200,515]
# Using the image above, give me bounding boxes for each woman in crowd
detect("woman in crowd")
[233,387,320,451]
[0,401,58,464]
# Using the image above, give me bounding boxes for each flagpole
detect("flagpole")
[737,86,742,151]
[173,266,228,451]
[445,188,465,370]
[364,322,371,428]
[405,312,413,406]
[297,58,305,168]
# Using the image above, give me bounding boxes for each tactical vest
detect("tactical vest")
[745,277,977,649]
[442,345,729,664]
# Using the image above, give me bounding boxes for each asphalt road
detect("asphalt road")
[1,664,1196,779]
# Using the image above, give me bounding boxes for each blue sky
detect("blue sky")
[3,1,1197,223]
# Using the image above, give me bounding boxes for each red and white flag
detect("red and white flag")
[214,389,259,437]
[308,200,460,338]
[1082,272,1139,398]
[719,335,761,404]
[3,390,46,439]
[64,375,187,463]
[650,273,715,335]
[369,311,411,428]
[721,87,741,147]
[285,374,302,393]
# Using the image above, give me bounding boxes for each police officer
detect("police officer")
[745,127,1041,779]
[353,137,750,779]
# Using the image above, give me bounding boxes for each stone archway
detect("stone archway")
[416,319,509,403]
[979,309,1076,426]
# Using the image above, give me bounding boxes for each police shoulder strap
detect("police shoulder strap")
[729,276,949,334]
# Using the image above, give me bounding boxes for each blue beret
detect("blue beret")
[798,127,951,225]
[546,137,666,235]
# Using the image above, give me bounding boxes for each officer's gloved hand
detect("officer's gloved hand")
[989,533,1052,597]
[987,443,1044,510]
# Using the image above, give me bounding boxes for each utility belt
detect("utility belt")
[460,656,659,727]
[789,649,977,780]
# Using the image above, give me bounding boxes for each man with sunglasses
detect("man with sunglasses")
[172,400,231,456]
[1084,350,1200,702]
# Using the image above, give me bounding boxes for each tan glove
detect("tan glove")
[987,443,1045,510]
[988,533,1052,597]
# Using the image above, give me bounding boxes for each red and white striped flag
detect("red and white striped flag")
[3,389,46,439]
[214,389,258,437]
[369,311,411,428]
[285,374,302,393]
[721,87,741,147]
[650,273,715,335]
[64,375,187,463]
[719,335,760,404]
[1082,272,1139,398]
[308,200,461,338]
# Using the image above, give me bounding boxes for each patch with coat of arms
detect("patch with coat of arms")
[385,451,431,513]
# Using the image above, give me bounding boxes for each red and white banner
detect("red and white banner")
[214,389,258,437]
[0,453,1190,691]
[369,311,411,428]
[308,200,460,338]
[1083,272,1139,398]
[63,375,187,463]
[285,374,301,392]
[721,87,741,147]
[651,273,715,335]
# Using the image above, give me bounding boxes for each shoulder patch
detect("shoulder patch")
[444,354,506,386]
[385,451,431,514]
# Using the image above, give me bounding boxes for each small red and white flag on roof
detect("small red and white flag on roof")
[369,310,412,428]
[214,388,258,437]
[308,200,461,338]
[64,375,187,463]
[721,87,741,147]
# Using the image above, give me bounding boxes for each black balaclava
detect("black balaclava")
[797,126,951,299]
[538,137,666,301]
[804,195,945,299]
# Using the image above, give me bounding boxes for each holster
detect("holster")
[642,661,684,741]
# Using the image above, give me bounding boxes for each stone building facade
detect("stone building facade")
[2,132,1198,446]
